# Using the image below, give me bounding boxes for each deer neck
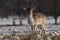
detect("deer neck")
[29,10,34,25]
[29,10,33,17]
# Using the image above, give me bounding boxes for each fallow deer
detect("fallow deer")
[24,6,46,34]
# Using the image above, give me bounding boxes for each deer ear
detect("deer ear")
[23,8,27,10]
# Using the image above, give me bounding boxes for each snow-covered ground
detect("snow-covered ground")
[1,16,60,25]
[0,25,60,35]
[0,16,28,25]
[0,16,56,25]
[0,16,60,35]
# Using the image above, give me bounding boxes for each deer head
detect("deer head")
[23,6,36,15]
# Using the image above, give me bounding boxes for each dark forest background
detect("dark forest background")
[0,0,60,24]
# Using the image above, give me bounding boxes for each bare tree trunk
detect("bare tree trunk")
[13,18,16,26]
[54,16,57,24]
[13,20,15,26]
[20,20,22,26]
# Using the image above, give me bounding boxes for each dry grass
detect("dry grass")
[0,33,60,40]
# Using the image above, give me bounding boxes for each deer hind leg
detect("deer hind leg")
[41,22,46,34]
[42,25,46,34]
[38,25,42,35]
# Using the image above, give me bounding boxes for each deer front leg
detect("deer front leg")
[33,24,37,33]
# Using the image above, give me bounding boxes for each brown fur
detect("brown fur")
[26,6,46,34]
[32,13,46,34]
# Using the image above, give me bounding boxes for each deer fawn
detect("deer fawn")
[24,6,46,34]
